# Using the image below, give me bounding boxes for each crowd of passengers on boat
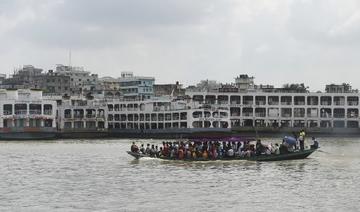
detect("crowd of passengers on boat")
[130,132,319,160]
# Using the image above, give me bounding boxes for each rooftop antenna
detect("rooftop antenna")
[68,49,72,67]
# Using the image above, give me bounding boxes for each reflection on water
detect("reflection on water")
[0,138,360,211]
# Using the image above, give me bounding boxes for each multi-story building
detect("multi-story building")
[235,74,255,91]
[0,74,6,85]
[154,81,185,97]
[118,72,155,101]
[326,83,358,93]
[2,65,43,89]
[98,77,122,98]
[55,64,99,95]
[33,70,71,95]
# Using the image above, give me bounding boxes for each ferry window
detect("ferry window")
[172,122,179,128]
[204,121,211,128]
[15,104,27,115]
[64,122,72,128]
[220,121,229,128]
[44,119,53,127]
[3,104,12,115]
[192,111,202,118]
[212,121,219,128]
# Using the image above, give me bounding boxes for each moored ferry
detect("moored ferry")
[186,90,360,134]
[106,96,231,138]
[0,89,57,140]
[2,76,360,140]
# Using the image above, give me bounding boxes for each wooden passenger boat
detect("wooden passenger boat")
[126,148,317,162]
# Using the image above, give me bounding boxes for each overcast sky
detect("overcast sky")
[1,0,360,91]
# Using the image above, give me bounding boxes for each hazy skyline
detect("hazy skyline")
[1,0,360,91]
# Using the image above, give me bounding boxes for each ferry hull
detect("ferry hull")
[108,128,232,139]
[0,128,57,140]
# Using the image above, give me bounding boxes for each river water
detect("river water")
[0,137,359,212]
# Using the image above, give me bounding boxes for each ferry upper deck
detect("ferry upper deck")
[187,91,360,129]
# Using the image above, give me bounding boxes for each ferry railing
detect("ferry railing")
[268,102,279,105]
[231,113,240,116]
[218,101,229,105]
[334,101,345,106]
[43,110,52,115]
[243,101,253,105]
[73,114,84,118]
[255,101,266,105]
[348,101,359,106]
[320,114,332,118]
[255,113,266,117]
[15,110,27,115]
[347,114,359,118]
[242,112,253,117]
[29,110,41,115]
[333,114,345,118]
[86,114,96,118]
[3,111,12,115]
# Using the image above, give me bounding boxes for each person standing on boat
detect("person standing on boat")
[145,144,151,155]
[256,139,265,155]
[299,130,305,151]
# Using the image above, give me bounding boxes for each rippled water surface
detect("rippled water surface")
[0,137,359,212]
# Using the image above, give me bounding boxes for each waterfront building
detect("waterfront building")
[0,89,57,139]
[186,80,221,92]
[33,70,71,95]
[0,74,6,85]
[235,74,255,91]
[154,81,185,97]
[2,65,43,89]
[326,83,358,93]
[55,64,99,95]
[99,77,122,98]
[118,72,155,101]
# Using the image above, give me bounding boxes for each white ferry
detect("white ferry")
[56,96,108,138]
[0,89,57,140]
[106,96,231,138]
[2,87,360,140]
[186,90,360,134]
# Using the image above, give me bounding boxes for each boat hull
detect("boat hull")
[127,149,317,162]
[126,151,148,159]
[0,128,57,140]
